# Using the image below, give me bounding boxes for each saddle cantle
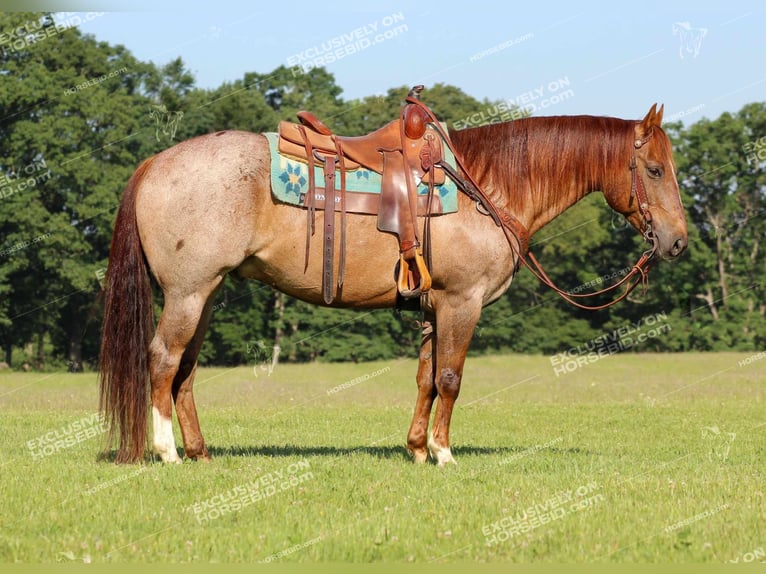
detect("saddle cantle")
[276,85,451,304]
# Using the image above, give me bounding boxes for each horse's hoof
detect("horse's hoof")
[408,447,429,464]
[183,446,211,462]
[154,445,182,463]
[159,452,182,464]
[435,455,457,467]
[427,433,457,467]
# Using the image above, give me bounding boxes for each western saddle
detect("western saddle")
[277,85,448,304]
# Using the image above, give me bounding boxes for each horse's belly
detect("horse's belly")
[235,255,399,308]
[236,212,402,309]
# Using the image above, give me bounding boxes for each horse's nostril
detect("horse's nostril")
[671,236,688,256]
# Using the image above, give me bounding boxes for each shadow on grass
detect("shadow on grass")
[205,444,589,460]
[97,444,590,463]
[207,444,410,460]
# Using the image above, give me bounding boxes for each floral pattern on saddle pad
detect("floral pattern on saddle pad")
[264,132,458,214]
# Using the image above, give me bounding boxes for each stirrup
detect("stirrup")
[397,249,431,299]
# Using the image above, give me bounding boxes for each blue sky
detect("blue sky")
[39,0,766,124]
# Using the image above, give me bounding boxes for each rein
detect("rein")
[406,88,658,310]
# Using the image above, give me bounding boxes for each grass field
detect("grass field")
[0,353,764,563]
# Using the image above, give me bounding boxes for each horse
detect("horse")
[99,103,688,465]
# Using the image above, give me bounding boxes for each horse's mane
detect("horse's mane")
[448,116,637,216]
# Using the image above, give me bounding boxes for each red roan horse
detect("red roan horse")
[99,103,687,465]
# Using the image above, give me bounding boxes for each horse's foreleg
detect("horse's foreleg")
[171,288,220,461]
[406,315,436,463]
[428,301,482,466]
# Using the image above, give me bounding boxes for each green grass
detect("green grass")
[0,353,763,563]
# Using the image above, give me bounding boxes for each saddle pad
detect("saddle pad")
[264,132,459,214]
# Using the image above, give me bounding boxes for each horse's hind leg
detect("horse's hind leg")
[150,281,221,463]
[171,285,222,461]
[406,315,437,463]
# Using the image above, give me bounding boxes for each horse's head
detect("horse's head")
[605,104,688,260]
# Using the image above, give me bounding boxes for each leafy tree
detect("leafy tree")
[671,105,766,349]
[247,65,344,121]
[0,12,163,368]
[1,15,763,369]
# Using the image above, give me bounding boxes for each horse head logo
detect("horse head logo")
[149,103,184,142]
[246,340,280,378]
[673,22,708,59]
[701,426,736,463]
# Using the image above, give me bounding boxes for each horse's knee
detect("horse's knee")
[436,368,461,398]
[416,371,435,392]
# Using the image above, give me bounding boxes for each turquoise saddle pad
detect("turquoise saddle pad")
[264,131,458,214]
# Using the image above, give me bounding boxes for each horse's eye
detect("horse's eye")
[647,166,664,179]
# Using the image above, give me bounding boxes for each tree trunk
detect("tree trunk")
[3,342,11,367]
[35,331,44,369]
[288,321,299,362]
[696,286,719,321]
[271,292,285,367]
[68,338,83,372]
[706,209,729,308]
[750,235,759,263]
[715,227,729,306]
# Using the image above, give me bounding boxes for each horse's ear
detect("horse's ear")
[637,103,662,139]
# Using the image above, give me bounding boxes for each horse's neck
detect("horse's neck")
[520,181,594,239]
[512,155,602,239]
[451,117,627,240]
[513,127,627,237]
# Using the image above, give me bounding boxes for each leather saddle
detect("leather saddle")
[277,85,447,304]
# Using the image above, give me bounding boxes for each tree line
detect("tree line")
[0,13,763,371]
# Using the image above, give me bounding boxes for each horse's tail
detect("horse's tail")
[99,156,156,463]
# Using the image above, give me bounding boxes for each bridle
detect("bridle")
[630,130,658,248]
[407,89,659,310]
[518,132,659,310]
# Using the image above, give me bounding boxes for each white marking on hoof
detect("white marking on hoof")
[152,406,181,463]
[427,431,457,467]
